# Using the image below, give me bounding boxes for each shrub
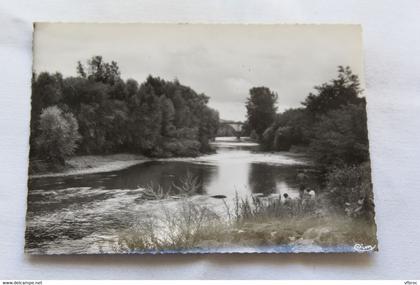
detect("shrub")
[160,138,201,157]
[116,173,376,252]
[117,193,376,252]
[326,163,375,220]
[117,200,225,252]
[309,103,369,167]
[34,106,81,164]
[231,193,320,224]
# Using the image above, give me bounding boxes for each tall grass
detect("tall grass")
[139,171,202,200]
[171,172,202,196]
[231,193,322,224]
[117,173,377,252]
[117,197,376,252]
[117,200,228,251]
[326,162,375,220]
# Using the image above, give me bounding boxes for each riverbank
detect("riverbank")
[116,194,377,253]
[29,153,148,178]
[26,138,376,254]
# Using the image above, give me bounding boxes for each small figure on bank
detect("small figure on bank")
[308,189,316,199]
[297,170,309,199]
[283,193,292,204]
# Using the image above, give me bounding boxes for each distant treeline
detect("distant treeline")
[30,56,219,164]
[244,66,370,170]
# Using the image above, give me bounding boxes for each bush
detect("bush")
[230,192,321,225]
[309,103,369,168]
[34,106,81,164]
[159,138,201,157]
[117,200,226,252]
[262,125,293,151]
[116,191,376,252]
[326,163,375,220]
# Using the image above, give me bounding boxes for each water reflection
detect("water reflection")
[248,163,302,198]
[26,138,314,253]
[29,161,217,194]
[29,142,309,201]
[204,148,250,198]
[248,163,277,195]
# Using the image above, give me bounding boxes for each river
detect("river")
[25,137,314,254]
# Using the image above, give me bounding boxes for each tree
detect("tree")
[78,55,122,85]
[302,66,363,114]
[35,106,80,164]
[160,96,176,136]
[76,61,87,78]
[32,72,64,108]
[31,58,221,160]
[262,125,293,151]
[245,87,277,139]
[198,107,219,151]
[126,79,139,97]
[30,72,65,157]
[261,108,312,150]
[309,102,369,167]
[260,66,366,154]
[129,79,163,154]
[108,79,128,100]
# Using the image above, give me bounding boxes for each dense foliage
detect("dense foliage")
[249,66,370,169]
[34,106,81,164]
[244,66,373,218]
[310,102,369,167]
[325,163,375,220]
[30,56,219,163]
[245,87,278,140]
[261,108,312,151]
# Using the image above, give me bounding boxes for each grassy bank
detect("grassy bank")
[116,192,377,253]
[29,153,148,178]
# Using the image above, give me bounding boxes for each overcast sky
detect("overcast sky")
[33,23,364,121]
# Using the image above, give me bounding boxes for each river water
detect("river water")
[25,137,313,254]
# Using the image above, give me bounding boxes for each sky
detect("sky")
[33,23,364,121]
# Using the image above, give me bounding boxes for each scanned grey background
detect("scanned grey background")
[1,0,420,279]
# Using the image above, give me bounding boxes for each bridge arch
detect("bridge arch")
[219,121,244,139]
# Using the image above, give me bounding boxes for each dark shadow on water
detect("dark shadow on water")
[248,163,277,195]
[25,146,332,261]
[28,161,217,194]
[247,163,320,197]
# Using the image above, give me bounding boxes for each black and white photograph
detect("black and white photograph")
[25,23,377,254]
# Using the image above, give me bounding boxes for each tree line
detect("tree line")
[244,66,374,219]
[244,66,370,170]
[30,56,220,165]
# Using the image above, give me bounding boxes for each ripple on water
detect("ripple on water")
[26,187,147,252]
[26,140,316,254]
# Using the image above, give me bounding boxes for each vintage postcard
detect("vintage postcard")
[26,23,377,254]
